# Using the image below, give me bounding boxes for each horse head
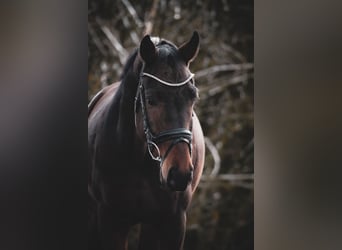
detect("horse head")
[134,31,200,191]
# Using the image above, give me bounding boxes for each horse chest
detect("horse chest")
[108,175,187,222]
[120,177,164,214]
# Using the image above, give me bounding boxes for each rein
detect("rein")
[134,64,194,166]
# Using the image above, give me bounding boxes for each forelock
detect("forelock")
[150,36,161,45]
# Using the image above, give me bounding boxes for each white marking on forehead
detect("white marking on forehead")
[150,36,161,45]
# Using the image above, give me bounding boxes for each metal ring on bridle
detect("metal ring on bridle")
[147,141,162,162]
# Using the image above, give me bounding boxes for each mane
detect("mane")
[120,48,139,80]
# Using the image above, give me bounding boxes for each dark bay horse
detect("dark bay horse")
[88,31,205,250]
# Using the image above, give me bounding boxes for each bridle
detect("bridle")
[134,63,195,166]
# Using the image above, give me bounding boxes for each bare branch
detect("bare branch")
[204,137,221,177]
[201,174,254,189]
[195,63,254,79]
[121,0,144,28]
[240,138,254,158]
[144,0,159,35]
[88,22,107,57]
[201,173,254,181]
[199,73,253,98]
[121,16,140,45]
[98,22,128,65]
[129,32,140,46]
[220,42,248,63]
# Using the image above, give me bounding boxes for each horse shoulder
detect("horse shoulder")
[191,112,205,192]
[88,82,121,120]
[88,82,122,193]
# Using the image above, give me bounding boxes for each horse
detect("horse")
[88,31,205,250]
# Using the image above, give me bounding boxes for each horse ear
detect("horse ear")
[178,31,200,65]
[139,35,156,64]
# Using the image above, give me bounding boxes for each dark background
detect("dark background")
[0,1,341,250]
[88,1,253,249]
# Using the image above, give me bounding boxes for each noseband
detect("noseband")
[134,64,195,165]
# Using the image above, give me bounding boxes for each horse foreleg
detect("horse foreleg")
[138,223,161,250]
[98,221,130,250]
[97,205,130,250]
[159,211,187,250]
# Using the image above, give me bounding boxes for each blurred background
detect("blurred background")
[2,1,341,250]
[88,0,253,249]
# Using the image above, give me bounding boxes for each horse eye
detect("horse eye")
[146,96,158,106]
[186,86,199,101]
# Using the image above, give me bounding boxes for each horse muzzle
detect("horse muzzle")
[166,166,193,191]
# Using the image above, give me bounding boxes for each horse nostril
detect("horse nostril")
[167,167,177,189]
[187,171,193,182]
[167,166,177,180]
[167,166,193,191]
[190,165,194,172]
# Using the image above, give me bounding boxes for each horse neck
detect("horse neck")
[114,71,143,156]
